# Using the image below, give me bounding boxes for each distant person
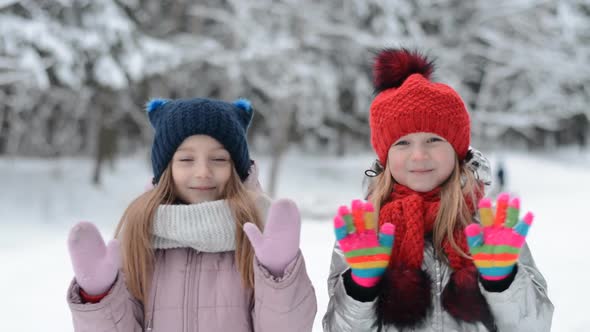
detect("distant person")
[496,161,506,193]
[65,98,317,331]
[577,130,586,150]
[323,48,553,331]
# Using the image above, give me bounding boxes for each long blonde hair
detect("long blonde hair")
[369,157,481,258]
[114,163,264,304]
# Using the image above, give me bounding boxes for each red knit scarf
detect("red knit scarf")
[375,183,495,330]
[379,184,472,272]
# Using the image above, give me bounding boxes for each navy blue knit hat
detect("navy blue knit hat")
[146,97,254,184]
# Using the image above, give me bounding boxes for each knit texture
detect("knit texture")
[146,97,253,183]
[378,184,477,273]
[369,49,471,165]
[466,193,533,280]
[376,183,494,329]
[152,200,236,252]
[334,199,395,287]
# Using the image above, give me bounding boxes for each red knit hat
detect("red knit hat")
[369,49,471,165]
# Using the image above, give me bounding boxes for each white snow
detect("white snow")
[1,148,588,331]
[94,55,128,90]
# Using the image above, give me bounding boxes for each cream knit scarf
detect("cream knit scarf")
[151,200,236,252]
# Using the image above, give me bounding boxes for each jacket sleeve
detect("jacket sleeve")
[67,272,144,332]
[480,243,554,332]
[251,250,317,332]
[323,243,396,332]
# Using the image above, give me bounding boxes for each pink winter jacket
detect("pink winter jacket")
[67,247,316,331]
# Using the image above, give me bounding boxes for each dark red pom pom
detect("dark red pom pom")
[373,48,434,93]
[442,267,495,328]
[376,268,432,329]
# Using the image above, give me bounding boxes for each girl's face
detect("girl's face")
[387,132,456,192]
[171,135,232,204]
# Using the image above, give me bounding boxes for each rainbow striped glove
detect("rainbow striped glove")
[465,193,534,281]
[334,199,395,287]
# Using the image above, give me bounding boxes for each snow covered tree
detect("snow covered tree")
[1,0,588,187]
[0,0,216,183]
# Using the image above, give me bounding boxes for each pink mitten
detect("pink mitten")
[244,198,301,276]
[67,221,121,295]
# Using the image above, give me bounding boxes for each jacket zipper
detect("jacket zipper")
[434,256,443,332]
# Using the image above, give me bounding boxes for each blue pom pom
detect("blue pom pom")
[146,98,168,113]
[233,98,252,113]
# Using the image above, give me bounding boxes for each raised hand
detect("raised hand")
[334,199,395,287]
[68,221,121,295]
[465,193,534,281]
[244,198,301,277]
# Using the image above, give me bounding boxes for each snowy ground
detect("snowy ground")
[1,147,589,332]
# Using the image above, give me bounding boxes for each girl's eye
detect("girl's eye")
[394,140,409,146]
[211,157,229,162]
[179,157,193,162]
[427,137,443,143]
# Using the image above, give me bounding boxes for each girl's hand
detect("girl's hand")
[465,193,533,281]
[244,199,301,277]
[68,221,121,295]
[334,200,395,287]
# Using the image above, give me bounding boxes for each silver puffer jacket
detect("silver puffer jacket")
[324,149,553,331]
[322,241,553,332]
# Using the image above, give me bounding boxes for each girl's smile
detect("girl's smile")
[387,132,456,192]
[171,135,232,204]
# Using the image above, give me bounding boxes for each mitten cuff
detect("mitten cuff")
[343,269,380,302]
[80,288,110,304]
[479,265,517,293]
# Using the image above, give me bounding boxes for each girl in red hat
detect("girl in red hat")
[323,49,553,332]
